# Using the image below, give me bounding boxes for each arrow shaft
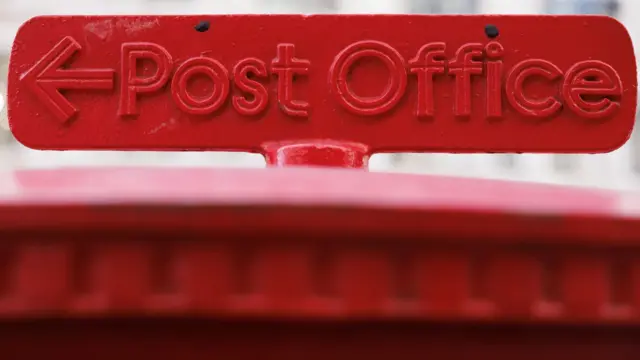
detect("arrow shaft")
[46,67,114,90]
[48,68,114,82]
[22,36,116,122]
[38,78,114,90]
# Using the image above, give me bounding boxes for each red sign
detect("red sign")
[7,15,637,153]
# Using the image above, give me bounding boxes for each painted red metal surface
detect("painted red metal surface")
[5,14,640,358]
[0,167,638,323]
[2,320,639,360]
[7,15,637,157]
[2,167,640,357]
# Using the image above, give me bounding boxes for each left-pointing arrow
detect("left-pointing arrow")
[20,36,115,122]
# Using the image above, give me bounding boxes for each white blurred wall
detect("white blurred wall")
[0,0,638,192]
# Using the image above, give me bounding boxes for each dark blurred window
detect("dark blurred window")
[261,0,337,13]
[546,0,619,16]
[553,154,578,173]
[497,154,517,170]
[410,0,477,14]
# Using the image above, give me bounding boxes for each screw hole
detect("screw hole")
[484,24,499,39]
[194,21,210,32]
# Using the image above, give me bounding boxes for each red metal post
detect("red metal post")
[261,140,370,169]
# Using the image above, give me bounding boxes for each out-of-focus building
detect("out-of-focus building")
[0,0,637,191]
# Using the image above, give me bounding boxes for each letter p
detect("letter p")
[118,42,173,116]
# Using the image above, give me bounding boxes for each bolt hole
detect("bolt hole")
[194,21,210,32]
[484,24,499,39]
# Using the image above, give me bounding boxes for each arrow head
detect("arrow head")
[21,36,115,123]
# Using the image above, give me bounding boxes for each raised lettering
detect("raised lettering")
[330,40,407,116]
[506,59,563,118]
[449,43,484,117]
[271,44,310,117]
[485,41,504,118]
[408,42,446,118]
[43,38,623,124]
[21,36,115,123]
[232,58,269,116]
[562,60,623,119]
[171,57,229,115]
[118,42,172,116]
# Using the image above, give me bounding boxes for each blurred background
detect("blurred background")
[0,0,637,191]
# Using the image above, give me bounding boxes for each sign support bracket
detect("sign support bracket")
[261,140,370,169]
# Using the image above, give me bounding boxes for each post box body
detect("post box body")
[4,12,640,358]
[0,167,639,358]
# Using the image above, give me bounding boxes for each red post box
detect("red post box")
[2,14,640,360]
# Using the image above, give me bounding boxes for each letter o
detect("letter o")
[329,40,407,116]
[171,57,230,115]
